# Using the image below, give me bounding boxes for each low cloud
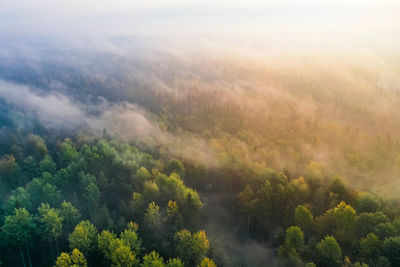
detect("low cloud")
[0,79,86,127]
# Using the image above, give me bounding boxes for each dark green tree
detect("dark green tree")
[316,236,342,267]
[1,208,36,267]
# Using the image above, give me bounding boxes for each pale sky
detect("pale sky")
[1,0,399,47]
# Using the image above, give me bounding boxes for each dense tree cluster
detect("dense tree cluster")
[0,132,214,267]
[237,169,400,266]
[1,129,400,266]
[1,47,400,266]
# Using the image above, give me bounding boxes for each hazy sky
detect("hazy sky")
[1,0,399,47]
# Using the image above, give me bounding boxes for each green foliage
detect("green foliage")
[1,130,398,267]
[25,134,47,160]
[294,205,314,234]
[316,236,342,267]
[3,187,30,215]
[198,257,217,267]
[55,248,88,267]
[356,212,389,238]
[98,223,141,267]
[277,226,305,267]
[356,192,381,213]
[165,159,185,178]
[98,230,121,260]
[0,155,21,187]
[166,258,184,267]
[58,140,79,167]
[39,155,57,175]
[120,222,142,255]
[175,230,210,266]
[27,177,62,208]
[332,201,357,244]
[38,203,63,242]
[304,161,323,180]
[382,236,400,266]
[284,226,305,251]
[144,202,162,232]
[142,251,165,267]
[316,201,357,248]
[360,233,381,262]
[1,208,36,247]
[110,245,137,267]
[60,201,81,234]
[68,221,98,254]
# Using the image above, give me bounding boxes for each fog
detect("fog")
[1,38,400,198]
[0,2,399,265]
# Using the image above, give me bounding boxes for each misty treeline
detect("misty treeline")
[1,40,400,266]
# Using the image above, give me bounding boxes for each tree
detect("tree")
[84,182,101,212]
[382,236,400,266]
[329,176,352,204]
[356,212,389,238]
[142,251,165,267]
[98,227,140,267]
[23,156,38,177]
[1,208,36,267]
[60,201,81,235]
[165,159,185,178]
[68,221,98,254]
[25,134,47,160]
[144,202,162,232]
[166,258,184,267]
[0,154,21,187]
[332,201,357,246]
[304,161,323,180]
[316,236,342,267]
[39,155,57,175]
[277,226,305,267]
[133,167,150,186]
[238,185,255,235]
[98,230,120,261]
[27,177,61,209]
[375,222,397,240]
[294,205,314,235]
[55,248,88,267]
[356,192,381,213]
[3,187,31,215]
[120,222,142,255]
[166,200,183,233]
[198,257,217,267]
[284,226,304,251]
[110,245,137,267]
[175,230,210,266]
[38,203,63,264]
[58,140,79,167]
[143,181,160,203]
[360,233,381,263]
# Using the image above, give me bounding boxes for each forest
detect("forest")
[0,16,399,265]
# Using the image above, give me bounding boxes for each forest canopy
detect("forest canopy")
[0,36,400,267]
